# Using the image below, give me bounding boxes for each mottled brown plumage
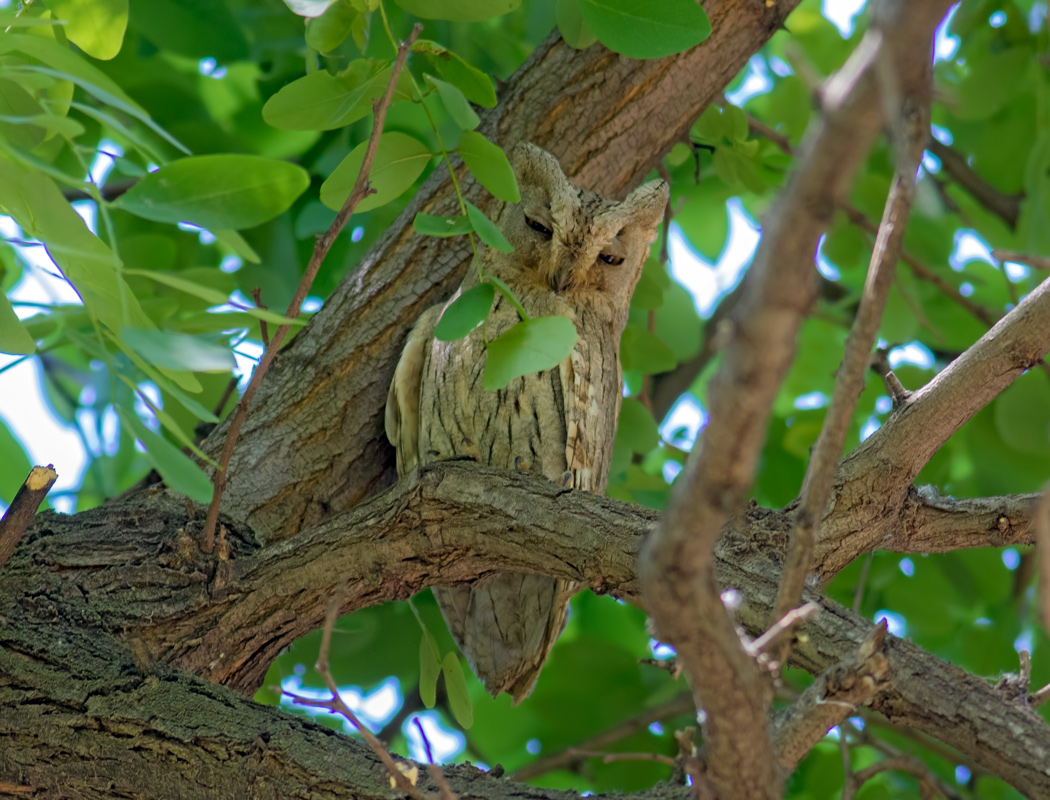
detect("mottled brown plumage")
[386,143,667,702]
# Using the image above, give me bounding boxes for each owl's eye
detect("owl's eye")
[598,253,624,266]
[525,215,553,239]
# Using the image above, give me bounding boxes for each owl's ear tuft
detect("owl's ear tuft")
[509,142,570,194]
[620,179,669,234]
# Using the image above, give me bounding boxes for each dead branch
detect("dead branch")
[0,465,57,571]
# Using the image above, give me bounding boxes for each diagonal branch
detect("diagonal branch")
[817,274,1050,576]
[637,3,953,797]
[0,465,57,570]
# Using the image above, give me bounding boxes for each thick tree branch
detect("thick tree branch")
[638,4,951,797]
[11,463,1049,797]
[201,25,422,552]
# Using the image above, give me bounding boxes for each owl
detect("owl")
[386,142,668,702]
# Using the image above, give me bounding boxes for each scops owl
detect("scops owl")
[386,142,668,702]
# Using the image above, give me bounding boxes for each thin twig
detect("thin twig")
[771,67,930,666]
[851,553,873,614]
[747,601,820,657]
[566,749,675,767]
[993,249,1050,272]
[927,138,1021,230]
[511,691,695,781]
[411,718,458,800]
[301,584,428,799]
[250,287,270,347]
[200,24,423,551]
[0,465,58,570]
[1031,681,1050,707]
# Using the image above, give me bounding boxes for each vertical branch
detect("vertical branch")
[770,54,932,660]
[200,24,423,551]
[0,465,58,570]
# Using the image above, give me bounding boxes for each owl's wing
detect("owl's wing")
[385,305,441,477]
[560,330,595,492]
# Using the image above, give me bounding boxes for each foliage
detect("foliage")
[0,0,1048,797]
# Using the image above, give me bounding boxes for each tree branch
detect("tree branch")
[773,66,930,658]
[817,274,1050,576]
[926,138,1021,229]
[638,4,951,796]
[0,465,57,571]
[770,621,889,769]
[13,462,1050,796]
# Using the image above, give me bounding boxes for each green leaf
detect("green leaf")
[580,0,710,59]
[108,333,220,423]
[457,132,520,202]
[263,60,393,131]
[0,293,36,355]
[122,328,236,373]
[465,201,513,253]
[320,132,431,212]
[0,417,35,507]
[115,373,215,466]
[620,324,676,374]
[556,0,597,49]
[117,408,214,503]
[413,212,472,237]
[115,155,310,230]
[417,42,497,107]
[305,0,356,53]
[419,635,441,709]
[0,33,188,154]
[441,652,474,728]
[483,315,577,390]
[43,0,129,60]
[616,397,658,454]
[426,75,480,131]
[0,158,197,393]
[124,270,304,326]
[395,0,519,22]
[434,283,494,341]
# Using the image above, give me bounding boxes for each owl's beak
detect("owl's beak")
[554,262,575,294]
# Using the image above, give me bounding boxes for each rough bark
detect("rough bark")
[2,462,1047,797]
